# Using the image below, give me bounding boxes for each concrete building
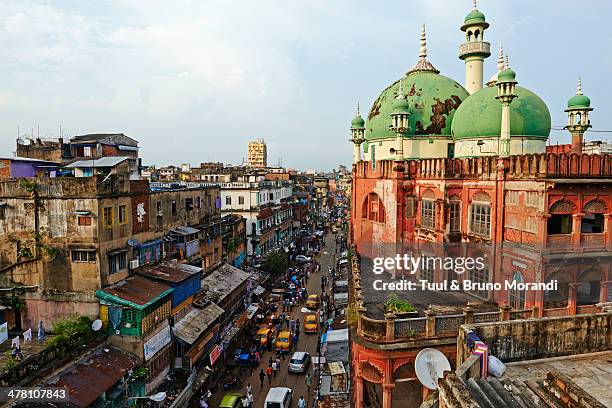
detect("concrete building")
[247,138,267,168]
[0,171,221,330]
[220,175,293,258]
[348,3,611,408]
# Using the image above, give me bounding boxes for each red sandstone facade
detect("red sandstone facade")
[349,152,612,407]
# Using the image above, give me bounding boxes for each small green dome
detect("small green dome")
[351,115,365,128]
[465,10,485,23]
[366,72,469,141]
[567,94,591,109]
[451,86,551,140]
[498,68,516,82]
[392,97,410,114]
[461,10,489,31]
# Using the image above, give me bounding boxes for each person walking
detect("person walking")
[306,372,312,392]
[266,365,273,384]
[247,391,254,408]
[246,383,252,395]
[297,396,306,408]
[272,360,278,377]
[241,396,249,408]
[259,369,265,389]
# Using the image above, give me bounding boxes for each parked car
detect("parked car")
[220,392,245,408]
[288,351,311,374]
[305,294,320,310]
[304,314,318,333]
[275,330,292,352]
[264,387,292,408]
[295,255,311,263]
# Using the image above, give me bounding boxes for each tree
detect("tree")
[263,250,288,276]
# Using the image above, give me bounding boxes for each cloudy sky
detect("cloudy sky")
[0,0,610,170]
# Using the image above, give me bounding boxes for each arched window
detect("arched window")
[420,190,436,229]
[448,195,461,233]
[581,199,607,233]
[508,272,526,309]
[547,199,576,235]
[469,192,491,237]
[544,271,570,309]
[577,269,602,305]
[362,192,386,223]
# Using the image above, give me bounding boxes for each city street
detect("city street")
[207,233,337,408]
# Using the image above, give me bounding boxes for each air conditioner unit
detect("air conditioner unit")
[129,259,140,270]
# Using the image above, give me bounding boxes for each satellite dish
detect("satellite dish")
[91,319,103,332]
[415,348,451,390]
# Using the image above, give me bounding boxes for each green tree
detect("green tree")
[263,250,288,276]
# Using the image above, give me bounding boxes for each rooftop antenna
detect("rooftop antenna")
[415,348,451,390]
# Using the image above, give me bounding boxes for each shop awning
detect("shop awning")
[173,303,224,345]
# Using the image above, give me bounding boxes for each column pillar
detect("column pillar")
[572,213,583,245]
[568,283,578,315]
[463,306,474,324]
[499,102,511,157]
[425,309,437,337]
[500,304,512,321]
[382,382,395,408]
[354,375,364,407]
[604,214,612,245]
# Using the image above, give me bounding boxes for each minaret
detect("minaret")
[390,80,410,160]
[495,56,518,157]
[350,103,366,163]
[564,78,593,155]
[485,45,504,87]
[459,0,491,94]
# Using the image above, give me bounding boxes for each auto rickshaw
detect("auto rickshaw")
[275,330,292,352]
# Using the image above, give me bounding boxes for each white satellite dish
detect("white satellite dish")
[91,319,103,332]
[415,348,451,390]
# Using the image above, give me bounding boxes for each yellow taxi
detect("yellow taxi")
[305,294,320,310]
[255,327,275,348]
[304,314,318,333]
[275,330,292,352]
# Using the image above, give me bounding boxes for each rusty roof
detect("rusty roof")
[173,303,224,345]
[46,346,140,408]
[97,275,173,309]
[139,262,202,284]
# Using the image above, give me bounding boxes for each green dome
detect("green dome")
[392,96,410,114]
[351,115,365,128]
[465,10,485,23]
[498,68,516,82]
[451,86,551,140]
[567,94,591,109]
[366,72,469,141]
[461,10,489,31]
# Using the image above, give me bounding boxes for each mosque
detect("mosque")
[348,2,611,407]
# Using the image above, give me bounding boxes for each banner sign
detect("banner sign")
[144,325,171,361]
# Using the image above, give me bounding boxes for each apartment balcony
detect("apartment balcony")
[458,41,491,59]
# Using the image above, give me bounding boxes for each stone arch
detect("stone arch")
[583,198,607,214]
[471,191,491,203]
[422,189,436,200]
[544,270,570,309]
[360,361,383,383]
[448,194,461,201]
[393,360,416,381]
[549,199,576,214]
[577,268,603,305]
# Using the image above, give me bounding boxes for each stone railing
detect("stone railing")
[458,41,491,58]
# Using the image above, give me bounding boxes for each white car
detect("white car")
[288,351,311,374]
[265,387,292,408]
[295,255,311,263]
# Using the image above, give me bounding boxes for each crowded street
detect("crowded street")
[206,232,342,408]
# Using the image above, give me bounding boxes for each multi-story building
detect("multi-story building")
[247,138,267,168]
[348,4,611,408]
[221,214,247,267]
[0,165,221,329]
[220,175,293,257]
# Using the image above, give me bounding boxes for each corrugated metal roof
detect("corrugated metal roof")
[96,275,173,310]
[64,156,128,168]
[45,346,139,408]
[201,263,249,302]
[173,303,224,345]
[171,226,200,235]
[326,329,349,343]
[139,262,202,283]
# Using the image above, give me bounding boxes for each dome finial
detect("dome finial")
[356,102,361,116]
[576,77,583,95]
[473,0,478,11]
[397,80,405,99]
[419,24,427,60]
[505,54,510,69]
[497,45,504,72]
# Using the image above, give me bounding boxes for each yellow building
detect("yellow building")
[248,138,267,168]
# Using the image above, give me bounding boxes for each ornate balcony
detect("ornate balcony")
[458,41,491,59]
